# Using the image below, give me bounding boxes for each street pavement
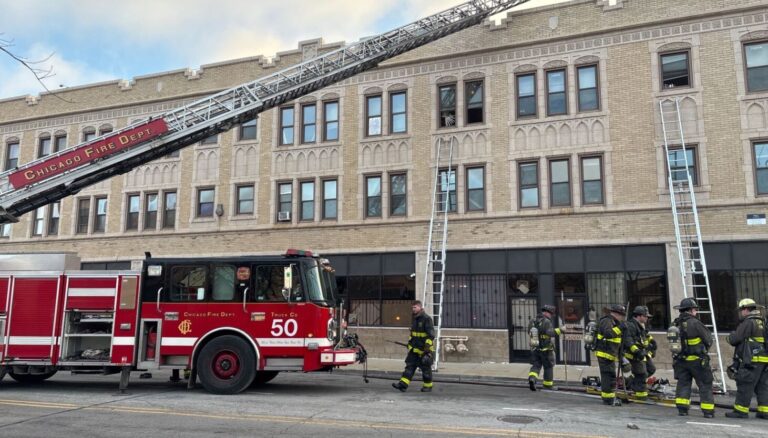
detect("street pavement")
[0,368,763,438]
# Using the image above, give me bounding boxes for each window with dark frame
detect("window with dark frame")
[126,195,140,230]
[323,179,337,219]
[549,159,571,207]
[390,92,407,134]
[5,141,19,170]
[466,166,485,211]
[439,84,457,128]
[745,42,768,93]
[48,202,60,236]
[390,173,407,216]
[83,129,96,142]
[667,147,698,185]
[239,118,257,141]
[99,126,113,136]
[236,185,254,215]
[755,141,768,195]
[54,134,67,153]
[94,197,107,233]
[301,104,316,143]
[38,135,52,158]
[197,188,215,217]
[516,73,536,118]
[170,265,208,302]
[163,191,177,229]
[465,81,484,124]
[323,101,339,141]
[660,51,691,89]
[300,180,315,221]
[1,223,10,238]
[144,193,157,230]
[32,207,44,236]
[278,182,292,219]
[438,168,457,213]
[577,65,599,112]
[201,133,218,144]
[519,162,539,208]
[77,198,90,234]
[581,156,604,205]
[366,175,382,217]
[366,95,382,136]
[280,107,294,145]
[546,69,567,116]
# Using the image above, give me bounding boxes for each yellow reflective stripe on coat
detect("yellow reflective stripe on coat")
[758,406,768,413]
[700,403,715,410]
[630,345,640,353]
[596,351,617,361]
[410,346,425,355]
[734,404,750,413]
[554,328,562,335]
[612,326,622,335]
[687,337,702,346]
[425,339,434,345]
[749,337,765,343]
[753,356,768,363]
[410,331,428,337]
[685,355,701,361]
[676,398,691,406]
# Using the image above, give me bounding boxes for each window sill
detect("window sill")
[190,217,216,224]
[228,214,256,222]
[360,133,411,143]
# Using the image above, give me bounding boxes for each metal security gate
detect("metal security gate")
[507,297,537,363]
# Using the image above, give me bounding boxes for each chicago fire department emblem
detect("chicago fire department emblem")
[178,319,192,335]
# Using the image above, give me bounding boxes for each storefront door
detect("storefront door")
[507,297,538,363]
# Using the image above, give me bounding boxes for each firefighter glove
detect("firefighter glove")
[421,353,433,366]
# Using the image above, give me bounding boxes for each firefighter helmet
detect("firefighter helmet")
[674,297,699,310]
[541,304,557,314]
[632,305,652,317]
[738,298,757,309]
[608,304,626,316]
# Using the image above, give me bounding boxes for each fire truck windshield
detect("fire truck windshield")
[306,262,335,306]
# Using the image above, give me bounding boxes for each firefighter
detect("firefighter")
[623,306,657,400]
[671,298,715,418]
[528,304,562,391]
[596,304,626,405]
[392,300,435,393]
[724,298,768,419]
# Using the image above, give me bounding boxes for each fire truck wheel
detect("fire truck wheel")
[197,335,256,394]
[0,367,6,382]
[8,370,57,383]
[250,371,280,387]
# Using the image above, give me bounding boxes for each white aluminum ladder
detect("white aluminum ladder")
[424,136,455,370]
[0,1,532,223]
[658,98,727,394]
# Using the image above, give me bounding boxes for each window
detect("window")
[54,134,67,153]
[516,73,536,118]
[38,135,52,158]
[212,265,236,301]
[236,185,254,215]
[439,84,457,128]
[144,193,157,229]
[94,197,107,233]
[626,272,668,331]
[163,191,177,228]
[549,159,571,207]
[126,195,140,230]
[32,207,45,236]
[390,92,407,134]
[278,182,292,219]
[48,202,60,235]
[77,198,90,234]
[365,175,382,217]
[83,129,96,142]
[754,141,768,195]
[581,156,604,205]
[170,265,208,301]
[99,126,113,136]
[201,133,218,144]
[660,51,690,89]
[577,65,599,111]
[197,188,215,217]
[0,223,10,238]
[465,81,484,124]
[390,173,407,216]
[466,167,485,211]
[280,107,294,145]
[5,141,19,170]
[300,181,314,221]
[667,147,697,185]
[519,162,539,208]
[437,169,457,213]
[239,118,257,141]
[164,149,180,159]
[301,104,316,143]
[745,42,768,92]
[323,101,339,141]
[366,95,382,136]
[254,264,298,302]
[546,69,567,116]
[323,179,337,219]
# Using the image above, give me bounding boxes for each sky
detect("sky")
[0,0,572,100]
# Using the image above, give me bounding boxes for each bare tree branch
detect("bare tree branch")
[0,35,74,103]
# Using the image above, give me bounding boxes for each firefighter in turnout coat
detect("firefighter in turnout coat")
[528,304,562,391]
[596,304,626,405]
[622,306,657,400]
[725,298,768,419]
[392,300,435,392]
[672,298,715,418]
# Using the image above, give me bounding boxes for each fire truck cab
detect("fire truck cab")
[0,250,363,394]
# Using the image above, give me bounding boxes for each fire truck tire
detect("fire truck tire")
[197,335,256,394]
[8,370,57,383]
[0,367,6,382]
[250,371,279,387]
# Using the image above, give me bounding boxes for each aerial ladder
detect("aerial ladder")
[0,0,531,224]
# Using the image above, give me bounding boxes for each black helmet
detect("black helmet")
[541,304,556,314]
[674,298,699,311]
[632,305,652,317]
[608,304,626,316]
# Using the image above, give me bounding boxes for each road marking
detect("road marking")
[503,408,551,412]
[686,422,740,428]
[0,398,608,438]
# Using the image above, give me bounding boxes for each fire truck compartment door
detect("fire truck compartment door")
[7,276,61,360]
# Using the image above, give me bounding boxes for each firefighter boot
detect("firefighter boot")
[756,413,768,420]
[725,411,749,419]
[392,381,407,392]
[528,376,537,392]
[677,408,689,416]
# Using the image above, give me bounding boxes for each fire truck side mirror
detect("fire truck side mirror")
[282,265,293,302]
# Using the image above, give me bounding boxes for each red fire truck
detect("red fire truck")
[0,250,364,394]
